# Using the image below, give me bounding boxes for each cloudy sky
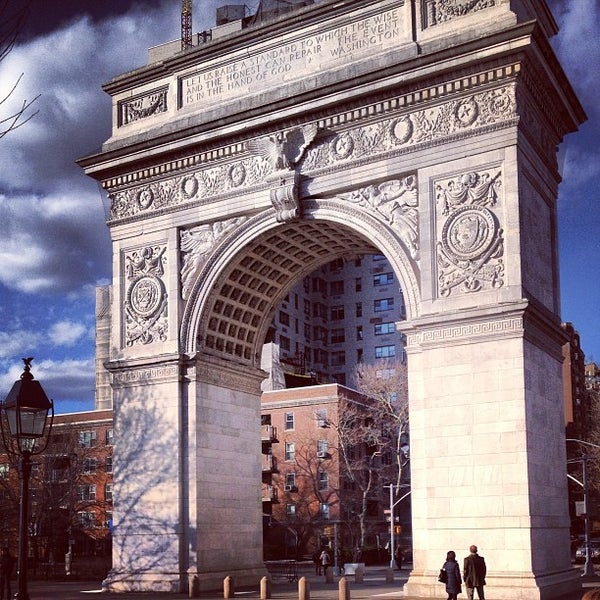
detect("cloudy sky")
[0,0,598,414]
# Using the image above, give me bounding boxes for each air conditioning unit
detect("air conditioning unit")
[284,484,297,492]
[317,451,328,459]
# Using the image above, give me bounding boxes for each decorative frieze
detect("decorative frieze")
[123,245,168,346]
[336,175,419,260]
[180,217,248,300]
[435,168,504,297]
[106,83,516,224]
[406,314,523,347]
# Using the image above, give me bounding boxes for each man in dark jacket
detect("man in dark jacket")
[463,545,486,599]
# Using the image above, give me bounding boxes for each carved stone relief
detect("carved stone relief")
[119,87,168,126]
[107,85,515,223]
[180,217,248,300]
[124,245,168,346]
[336,176,419,260]
[435,168,504,296]
[422,0,496,28]
[302,86,516,172]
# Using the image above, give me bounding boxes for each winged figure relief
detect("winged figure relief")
[247,124,319,170]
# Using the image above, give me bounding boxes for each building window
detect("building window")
[304,323,311,341]
[355,277,362,292]
[330,280,344,295]
[315,409,328,427]
[317,439,329,458]
[78,511,96,528]
[286,504,297,517]
[331,351,346,366]
[356,325,363,341]
[320,503,330,519]
[279,311,290,326]
[285,442,296,462]
[82,458,97,475]
[106,455,113,473]
[280,335,290,351]
[331,306,345,321]
[375,345,396,359]
[79,485,96,501]
[284,412,295,430]
[356,303,362,318]
[374,322,395,335]
[374,298,394,312]
[373,254,386,261]
[318,471,329,491]
[105,483,113,502]
[357,348,363,362]
[355,257,362,267]
[373,272,394,286]
[331,328,345,344]
[285,473,296,489]
[304,299,311,316]
[106,429,114,445]
[78,431,96,448]
[330,258,344,271]
[332,373,346,385]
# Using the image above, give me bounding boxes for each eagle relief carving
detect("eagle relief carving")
[247,125,318,222]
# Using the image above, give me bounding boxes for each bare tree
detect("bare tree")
[0,0,39,140]
[354,359,409,488]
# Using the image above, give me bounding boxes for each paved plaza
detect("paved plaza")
[16,564,600,600]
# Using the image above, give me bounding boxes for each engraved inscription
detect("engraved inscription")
[181,6,405,107]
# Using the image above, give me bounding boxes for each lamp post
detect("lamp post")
[0,358,53,600]
[384,484,411,569]
[566,439,600,579]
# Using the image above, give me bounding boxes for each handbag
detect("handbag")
[438,568,448,584]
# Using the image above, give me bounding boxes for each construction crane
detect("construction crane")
[181,0,192,51]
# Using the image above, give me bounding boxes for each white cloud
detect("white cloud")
[48,320,87,346]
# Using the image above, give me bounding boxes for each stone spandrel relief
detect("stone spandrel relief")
[435,169,504,297]
[124,245,168,346]
[337,176,419,260]
[180,217,247,300]
[422,0,496,28]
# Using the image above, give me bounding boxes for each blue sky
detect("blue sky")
[0,0,597,414]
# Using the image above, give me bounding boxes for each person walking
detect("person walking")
[441,550,462,600]
[0,547,14,600]
[313,550,322,575]
[319,548,331,577]
[463,545,486,599]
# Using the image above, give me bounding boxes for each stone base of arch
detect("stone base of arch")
[403,568,581,600]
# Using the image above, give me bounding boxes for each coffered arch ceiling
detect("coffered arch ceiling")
[185,205,417,369]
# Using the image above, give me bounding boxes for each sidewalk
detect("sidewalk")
[19,563,600,600]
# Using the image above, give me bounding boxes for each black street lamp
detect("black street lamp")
[0,358,53,600]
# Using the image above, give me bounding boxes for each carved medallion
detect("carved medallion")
[181,176,199,199]
[228,163,247,187]
[390,116,414,144]
[331,133,354,159]
[128,275,165,318]
[455,98,478,127]
[441,205,497,260]
[137,188,154,210]
[124,245,168,346]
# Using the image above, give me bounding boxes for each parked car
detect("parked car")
[575,540,600,563]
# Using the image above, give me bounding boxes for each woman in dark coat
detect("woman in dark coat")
[441,550,462,600]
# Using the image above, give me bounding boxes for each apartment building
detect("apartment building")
[262,254,407,391]
[0,410,113,574]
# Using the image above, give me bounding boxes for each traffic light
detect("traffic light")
[394,526,402,534]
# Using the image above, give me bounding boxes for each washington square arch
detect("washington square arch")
[78,0,586,598]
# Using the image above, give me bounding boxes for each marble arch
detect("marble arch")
[79,0,586,598]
